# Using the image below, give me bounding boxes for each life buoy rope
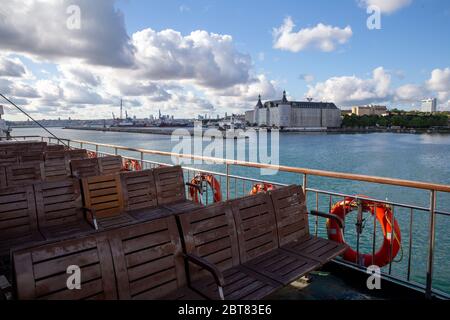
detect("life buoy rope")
[189,173,222,204]
[327,196,402,267]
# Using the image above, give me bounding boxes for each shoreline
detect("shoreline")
[58,126,450,136]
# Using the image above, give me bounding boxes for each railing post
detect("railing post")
[115,147,118,156]
[426,190,437,299]
[140,151,144,168]
[355,199,363,266]
[226,164,230,201]
[95,144,99,154]
[303,174,308,202]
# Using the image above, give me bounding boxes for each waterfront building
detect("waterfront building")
[246,92,341,128]
[351,105,388,116]
[421,98,437,113]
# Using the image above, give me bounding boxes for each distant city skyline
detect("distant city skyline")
[0,0,449,121]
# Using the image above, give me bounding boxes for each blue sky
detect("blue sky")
[116,0,450,97]
[0,0,449,119]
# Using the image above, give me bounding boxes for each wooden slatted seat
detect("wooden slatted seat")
[0,167,6,188]
[44,159,71,181]
[120,170,171,221]
[12,234,117,300]
[270,185,347,265]
[45,144,65,152]
[231,193,319,286]
[154,166,202,214]
[178,202,281,300]
[70,158,100,178]
[34,179,94,240]
[6,162,45,186]
[0,155,18,166]
[0,186,44,257]
[19,152,45,163]
[82,174,135,230]
[44,150,69,162]
[66,149,88,160]
[98,156,123,175]
[108,216,203,300]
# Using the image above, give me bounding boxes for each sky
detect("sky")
[0,0,449,120]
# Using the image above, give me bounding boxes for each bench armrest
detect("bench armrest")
[82,207,99,230]
[310,210,344,229]
[186,182,201,193]
[183,253,226,300]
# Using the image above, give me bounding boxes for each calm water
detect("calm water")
[13,127,450,294]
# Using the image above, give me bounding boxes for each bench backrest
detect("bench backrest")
[70,158,100,178]
[44,159,71,181]
[6,162,45,186]
[0,155,19,166]
[108,216,186,299]
[269,185,309,246]
[45,144,65,152]
[0,186,38,241]
[153,166,186,205]
[34,179,85,229]
[82,174,124,218]
[66,149,88,160]
[231,193,279,263]
[120,170,158,211]
[44,150,69,162]
[0,167,5,188]
[178,202,240,276]
[19,152,45,163]
[98,156,123,175]
[13,234,117,300]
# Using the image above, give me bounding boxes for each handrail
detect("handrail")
[42,136,450,193]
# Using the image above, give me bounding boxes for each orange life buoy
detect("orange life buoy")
[249,183,275,195]
[189,173,222,204]
[87,151,97,158]
[123,159,142,171]
[327,196,401,267]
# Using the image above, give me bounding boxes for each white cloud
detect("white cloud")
[0,55,28,77]
[306,67,391,105]
[394,84,426,102]
[273,17,352,53]
[358,0,412,14]
[0,0,134,67]
[132,28,252,89]
[299,74,315,83]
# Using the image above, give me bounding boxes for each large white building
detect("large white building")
[421,98,437,113]
[245,92,342,128]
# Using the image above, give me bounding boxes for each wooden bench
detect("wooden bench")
[178,202,281,300]
[0,167,5,188]
[45,144,65,152]
[66,149,88,160]
[81,174,136,230]
[44,150,69,162]
[98,156,123,174]
[230,193,320,286]
[19,152,45,163]
[0,186,44,258]
[71,156,123,178]
[12,234,117,300]
[70,158,100,178]
[0,155,18,166]
[120,170,171,221]
[44,159,71,181]
[5,162,45,186]
[34,179,95,240]
[153,166,202,214]
[108,216,203,300]
[269,185,347,265]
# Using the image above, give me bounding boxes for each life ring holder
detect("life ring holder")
[328,196,402,267]
[188,173,222,204]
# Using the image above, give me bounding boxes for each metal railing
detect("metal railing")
[13,135,450,299]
